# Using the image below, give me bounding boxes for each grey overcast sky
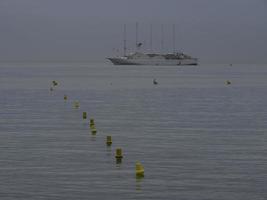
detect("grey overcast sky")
[0,0,267,63]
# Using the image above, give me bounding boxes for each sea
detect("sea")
[0,62,266,200]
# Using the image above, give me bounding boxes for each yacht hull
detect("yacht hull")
[108,57,198,66]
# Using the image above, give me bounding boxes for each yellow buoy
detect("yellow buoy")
[225,80,231,85]
[106,136,112,146]
[90,124,95,130]
[73,101,80,109]
[64,95,67,100]
[91,128,97,135]
[83,112,87,119]
[90,118,95,124]
[52,80,58,87]
[136,162,144,177]
[115,148,123,159]
[90,118,95,128]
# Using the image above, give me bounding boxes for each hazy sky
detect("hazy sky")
[0,0,267,63]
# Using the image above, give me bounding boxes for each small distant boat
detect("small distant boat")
[153,78,158,85]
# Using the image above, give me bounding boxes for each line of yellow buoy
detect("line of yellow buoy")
[49,80,144,177]
[49,76,233,178]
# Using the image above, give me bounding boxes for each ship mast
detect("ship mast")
[161,24,164,54]
[123,24,127,56]
[135,22,139,52]
[150,24,153,53]
[172,24,176,53]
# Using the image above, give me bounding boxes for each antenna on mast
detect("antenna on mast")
[172,24,176,53]
[123,24,127,56]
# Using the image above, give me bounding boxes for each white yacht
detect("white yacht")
[108,52,198,66]
[108,23,198,66]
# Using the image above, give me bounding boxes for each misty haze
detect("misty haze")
[0,0,267,63]
[1,1,267,200]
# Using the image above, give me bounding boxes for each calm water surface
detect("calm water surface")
[0,62,267,199]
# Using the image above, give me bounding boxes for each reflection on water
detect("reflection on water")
[136,175,144,191]
[105,146,112,157]
[90,135,96,141]
[116,158,123,165]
